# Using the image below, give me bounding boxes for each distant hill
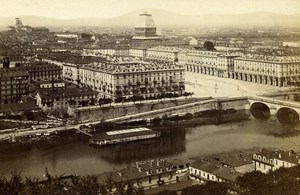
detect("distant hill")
[0,8,300,28]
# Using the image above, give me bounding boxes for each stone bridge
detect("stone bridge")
[247,96,300,123]
[74,96,300,125]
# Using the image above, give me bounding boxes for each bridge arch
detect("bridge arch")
[250,102,270,120]
[277,107,299,124]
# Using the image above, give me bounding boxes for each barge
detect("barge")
[89,127,161,146]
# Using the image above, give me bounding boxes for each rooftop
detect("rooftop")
[37,87,98,99]
[235,54,300,63]
[190,160,243,182]
[200,151,253,167]
[0,69,29,78]
[81,60,184,74]
[90,128,160,141]
[148,46,181,52]
[96,159,187,184]
[106,127,151,135]
[255,148,300,164]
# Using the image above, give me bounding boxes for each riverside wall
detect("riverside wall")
[73,98,211,123]
[74,97,249,123]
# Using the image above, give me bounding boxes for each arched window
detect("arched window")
[258,155,261,161]
[270,159,273,164]
[253,154,257,159]
[263,157,267,162]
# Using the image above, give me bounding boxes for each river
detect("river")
[0,113,300,178]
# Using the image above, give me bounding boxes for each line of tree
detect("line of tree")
[0,170,145,195]
[77,92,193,107]
[237,165,300,195]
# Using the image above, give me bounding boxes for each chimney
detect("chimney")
[289,150,295,156]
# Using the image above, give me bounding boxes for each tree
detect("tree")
[204,41,215,51]
[98,98,113,106]
[115,97,125,103]
[24,110,35,120]
[130,95,144,103]
[155,190,177,195]
[89,98,96,106]
[70,175,99,195]
[79,100,89,107]
[67,100,76,106]
[181,181,228,195]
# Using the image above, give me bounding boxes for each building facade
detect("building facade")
[0,70,30,104]
[96,159,190,192]
[189,160,243,184]
[9,63,62,82]
[181,49,300,87]
[78,61,185,99]
[129,48,148,59]
[252,148,300,173]
[35,87,98,113]
[82,48,130,57]
[146,46,180,63]
[233,55,300,87]
[180,50,238,78]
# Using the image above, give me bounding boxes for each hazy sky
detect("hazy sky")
[1,0,300,19]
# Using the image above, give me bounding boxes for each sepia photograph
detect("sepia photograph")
[0,0,300,194]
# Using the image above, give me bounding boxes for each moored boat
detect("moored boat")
[89,127,160,146]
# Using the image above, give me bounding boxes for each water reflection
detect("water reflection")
[92,126,186,164]
[0,111,299,178]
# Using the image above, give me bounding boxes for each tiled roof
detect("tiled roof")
[37,87,98,99]
[190,160,243,182]
[214,167,243,182]
[255,148,300,164]
[81,61,183,74]
[96,159,180,184]
[0,69,29,78]
[235,54,300,63]
[201,151,253,167]
[148,46,181,52]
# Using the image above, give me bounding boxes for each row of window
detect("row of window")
[189,168,215,181]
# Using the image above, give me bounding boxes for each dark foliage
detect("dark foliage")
[237,165,300,195]
[204,41,215,51]
[181,181,228,195]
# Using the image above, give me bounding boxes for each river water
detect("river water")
[0,113,300,178]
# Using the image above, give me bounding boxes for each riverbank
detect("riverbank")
[0,118,300,178]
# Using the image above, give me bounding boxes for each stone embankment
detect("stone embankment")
[74,96,249,123]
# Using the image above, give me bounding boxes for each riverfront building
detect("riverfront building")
[252,148,300,173]
[78,60,185,99]
[189,160,243,184]
[35,87,98,113]
[96,159,190,192]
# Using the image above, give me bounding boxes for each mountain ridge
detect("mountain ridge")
[1,8,300,28]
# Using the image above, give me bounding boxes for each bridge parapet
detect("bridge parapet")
[247,96,300,123]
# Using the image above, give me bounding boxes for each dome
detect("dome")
[135,12,156,28]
